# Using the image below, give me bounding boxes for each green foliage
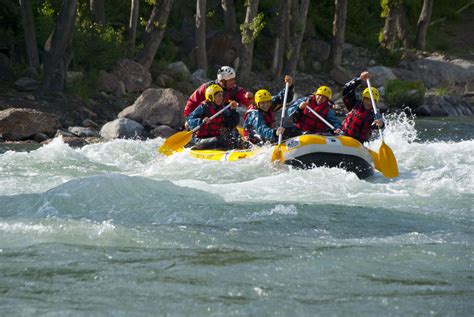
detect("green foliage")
[67,70,100,100]
[435,86,449,97]
[375,47,402,67]
[384,79,425,109]
[73,21,126,71]
[240,12,266,45]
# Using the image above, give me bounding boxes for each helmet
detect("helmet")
[217,66,236,81]
[362,87,380,102]
[205,84,223,102]
[254,89,272,106]
[314,86,333,99]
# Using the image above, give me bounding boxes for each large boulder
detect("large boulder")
[14,77,40,92]
[99,118,144,139]
[97,70,119,93]
[367,66,397,87]
[0,108,60,140]
[112,59,151,93]
[118,88,187,129]
[166,61,191,81]
[329,65,353,85]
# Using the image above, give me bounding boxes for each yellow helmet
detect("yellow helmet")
[314,86,333,99]
[362,87,380,102]
[205,84,224,102]
[254,89,272,106]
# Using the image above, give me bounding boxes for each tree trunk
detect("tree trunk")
[137,0,174,69]
[328,0,347,69]
[395,5,410,48]
[90,0,105,25]
[42,0,77,93]
[221,0,237,34]
[271,0,290,80]
[127,0,140,54]
[415,0,433,50]
[195,0,208,72]
[19,0,39,72]
[284,0,310,78]
[239,0,260,82]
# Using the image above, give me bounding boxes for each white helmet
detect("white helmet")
[217,66,236,81]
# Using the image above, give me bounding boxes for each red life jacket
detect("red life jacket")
[195,101,225,138]
[342,103,374,142]
[296,96,330,133]
[243,105,275,139]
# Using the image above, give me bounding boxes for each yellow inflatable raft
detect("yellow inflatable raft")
[180,134,376,179]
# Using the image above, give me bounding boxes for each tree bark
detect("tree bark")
[90,0,105,25]
[328,0,347,69]
[415,0,434,50]
[221,0,237,34]
[271,0,290,80]
[128,0,140,54]
[137,0,174,69]
[42,0,77,93]
[284,0,310,78]
[19,0,39,72]
[195,0,208,72]
[239,0,260,81]
[395,5,410,48]
[380,2,397,50]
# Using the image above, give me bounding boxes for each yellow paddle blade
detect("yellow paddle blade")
[379,141,399,178]
[271,145,284,163]
[368,149,383,173]
[158,130,193,156]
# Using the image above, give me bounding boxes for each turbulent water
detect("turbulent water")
[1,115,473,316]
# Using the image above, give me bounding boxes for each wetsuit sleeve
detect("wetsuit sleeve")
[184,84,206,117]
[271,85,295,112]
[342,77,362,112]
[326,108,342,129]
[186,105,206,129]
[234,86,253,109]
[248,111,277,142]
[287,96,306,119]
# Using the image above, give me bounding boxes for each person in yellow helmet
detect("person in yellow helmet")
[287,85,342,134]
[186,84,240,150]
[342,71,384,143]
[243,75,295,144]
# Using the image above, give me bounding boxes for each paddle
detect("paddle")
[366,79,399,178]
[271,82,290,163]
[158,103,232,156]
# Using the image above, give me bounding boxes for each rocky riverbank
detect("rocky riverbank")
[1,45,473,146]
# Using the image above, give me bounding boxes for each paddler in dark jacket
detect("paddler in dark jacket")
[187,84,240,150]
[342,71,384,143]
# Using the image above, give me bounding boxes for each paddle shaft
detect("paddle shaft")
[191,103,232,133]
[366,79,383,140]
[277,82,290,146]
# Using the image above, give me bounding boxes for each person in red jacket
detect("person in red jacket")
[342,71,384,143]
[184,66,253,118]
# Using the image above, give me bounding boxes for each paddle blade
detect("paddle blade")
[158,131,192,156]
[271,145,284,163]
[379,142,399,178]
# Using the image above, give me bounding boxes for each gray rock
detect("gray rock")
[0,108,60,140]
[166,61,191,81]
[115,80,126,96]
[112,59,152,93]
[55,129,75,137]
[68,126,100,138]
[310,40,331,62]
[191,69,208,87]
[118,88,187,129]
[98,70,119,93]
[329,65,353,85]
[156,74,175,87]
[414,105,432,116]
[14,77,40,92]
[100,118,144,139]
[82,119,99,129]
[33,133,49,143]
[151,125,178,138]
[66,71,83,85]
[367,66,397,86]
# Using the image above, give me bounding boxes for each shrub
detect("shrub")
[384,79,425,109]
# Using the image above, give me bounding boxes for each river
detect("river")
[0,114,473,316]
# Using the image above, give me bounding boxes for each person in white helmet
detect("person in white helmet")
[184,66,253,118]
